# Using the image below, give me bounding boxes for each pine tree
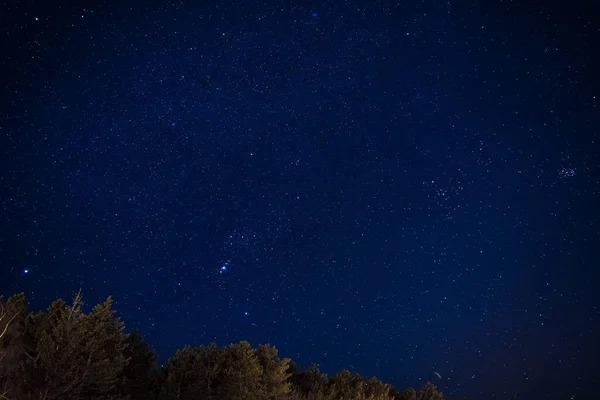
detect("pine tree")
[25,292,128,399]
[218,341,264,400]
[159,341,265,400]
[329,369,367,400]
[0,292,461,400]
[159,345,204,399]
[119,330,159,400]
[364,376,394,400]
[397,383,446,400]
[416,382,445,400]
[80,296,128,398]
[289,363,330,398]
[29,295,86,399]
[256,344,292,399]
[399,387,418,400]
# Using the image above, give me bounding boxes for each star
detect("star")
[1,2,596,398]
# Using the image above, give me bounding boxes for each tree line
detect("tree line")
[0,292,461,400]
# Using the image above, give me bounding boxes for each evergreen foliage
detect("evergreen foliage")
[0,293,451,400]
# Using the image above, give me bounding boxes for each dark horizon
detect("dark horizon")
[1,1,599,398]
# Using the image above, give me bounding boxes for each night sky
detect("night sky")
[1,1,599,399]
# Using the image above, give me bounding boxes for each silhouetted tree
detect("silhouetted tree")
[159,344,206,399]
[0,292,459,400]
[158,341,263,400]
[119,330,158,400]
[289,363,330,399]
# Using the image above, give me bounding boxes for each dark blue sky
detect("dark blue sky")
[1,1,599,398]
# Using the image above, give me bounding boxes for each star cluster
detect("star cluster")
[1,1,599,399]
